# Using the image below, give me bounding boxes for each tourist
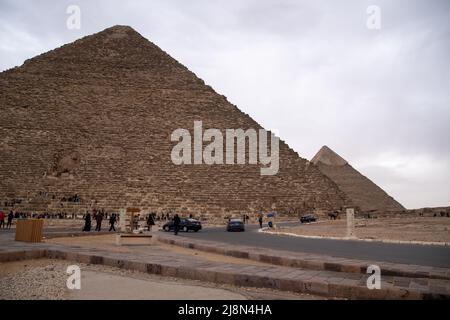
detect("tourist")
[173,214,181,235]
[82,212,91,232]
[0,210,5,229]
[147,214,155,231]
[95,212,103,232]
[109,213,117,232]
[258,214,263,229]
[7,211,14,229]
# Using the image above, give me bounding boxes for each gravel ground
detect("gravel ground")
[0,259,69,300]
[0,259,325,300]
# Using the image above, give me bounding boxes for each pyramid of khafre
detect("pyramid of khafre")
[0,25,347,218]
[311,146,405,212]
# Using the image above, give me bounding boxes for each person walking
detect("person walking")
[82,212,91,232]
[109,213,117,232]
[258,214,263,229]
[173,214,181,235]
[147,214,155,232]
[0,211,5,229]
[6,211,14,229]
[95,212,103,232]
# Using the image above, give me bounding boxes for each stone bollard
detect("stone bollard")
[346,208,355,239]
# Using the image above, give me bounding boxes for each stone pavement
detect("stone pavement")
[1,231,449,299]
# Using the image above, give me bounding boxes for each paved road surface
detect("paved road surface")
[3,221,449,268]
[172,223,450,268]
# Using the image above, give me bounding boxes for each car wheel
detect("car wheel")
[194,229,199,232]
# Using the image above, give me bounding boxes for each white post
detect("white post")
[346,207,355,238]
[119,208,127,232]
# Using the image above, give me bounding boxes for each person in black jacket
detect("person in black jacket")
[173,214,181,235]
[147,214,155,231]
[95,212,103,232]
[258,214,263,229]
[109,213,117,232]
[6,211,14,229]
[83,212,91,232]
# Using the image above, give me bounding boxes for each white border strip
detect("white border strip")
[259,228,450,246]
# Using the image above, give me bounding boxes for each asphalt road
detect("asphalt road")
[172,223,450,268]
[3,221,449,268]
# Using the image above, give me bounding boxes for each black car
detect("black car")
[300,214,317,223]
[163,218,202,232]
[226,219,245,232]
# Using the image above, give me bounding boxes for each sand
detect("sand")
[273,217,450,243]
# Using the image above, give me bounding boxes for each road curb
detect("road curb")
[155,233,450,281]
[1,248,448,300]
[260,228,450,247]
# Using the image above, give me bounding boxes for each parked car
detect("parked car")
[226,219,245,232]
[163,218,202,232]
[300,214,317,223]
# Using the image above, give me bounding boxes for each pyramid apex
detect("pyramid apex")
[103,25,136,32]
[98,25,142,37]
[311,145,348,166]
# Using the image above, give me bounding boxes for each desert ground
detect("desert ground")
[272,217,450,243]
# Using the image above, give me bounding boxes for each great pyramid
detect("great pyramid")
[0,25,347,218]
[311,146,405,212]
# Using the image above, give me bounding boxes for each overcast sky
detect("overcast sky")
[1,0,449,209]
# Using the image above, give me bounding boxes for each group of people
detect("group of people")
[0,210,78,229]
[0,211,14,229]
[1,206,268,232]
[150,212,176,222]
[80,210,166,233]
[60,194,81,203]
[82,209,118,232]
